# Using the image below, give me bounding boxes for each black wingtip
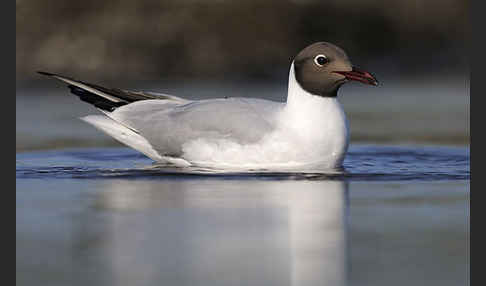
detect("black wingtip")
[37,71,55,76]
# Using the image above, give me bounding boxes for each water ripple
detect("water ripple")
[16,145,469,181]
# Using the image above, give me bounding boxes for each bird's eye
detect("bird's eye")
[314,55,329,67]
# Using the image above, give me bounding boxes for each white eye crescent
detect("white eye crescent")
[314,54,329,67]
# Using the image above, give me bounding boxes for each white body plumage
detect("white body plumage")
[83,62,349,171]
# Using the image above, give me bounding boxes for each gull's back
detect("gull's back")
[108,97,285,156]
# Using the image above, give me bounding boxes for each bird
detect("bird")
[38,42,378,171]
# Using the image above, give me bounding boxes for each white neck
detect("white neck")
[279,62,349,167]
[286,62,333,107]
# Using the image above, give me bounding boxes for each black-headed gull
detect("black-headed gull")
[39,42,378,171]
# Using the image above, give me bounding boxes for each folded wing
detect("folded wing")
[108,98,284,157]
[39,71,283,161]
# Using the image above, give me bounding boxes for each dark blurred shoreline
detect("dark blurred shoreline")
[17,0,469,82]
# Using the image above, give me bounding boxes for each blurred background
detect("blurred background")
[16,3,470,285]
[16,0,470,150]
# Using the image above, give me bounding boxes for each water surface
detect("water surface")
[16,145,469,286]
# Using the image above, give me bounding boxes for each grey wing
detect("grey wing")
[108,97,284,156]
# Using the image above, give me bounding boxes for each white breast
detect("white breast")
[275,62,349,168]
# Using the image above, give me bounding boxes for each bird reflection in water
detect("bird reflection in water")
[91,179,349,286]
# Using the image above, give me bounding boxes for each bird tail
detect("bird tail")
[37,71,160,112]
[81,115,163,161]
